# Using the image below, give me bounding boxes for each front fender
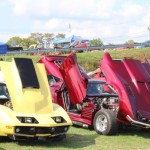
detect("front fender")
[52,103,72,125]
[0,105,18,125]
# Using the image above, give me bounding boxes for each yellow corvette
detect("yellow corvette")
[0,58,72,140]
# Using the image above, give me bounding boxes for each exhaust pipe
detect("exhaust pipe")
[72,121,89,128]
[126,115,150,128]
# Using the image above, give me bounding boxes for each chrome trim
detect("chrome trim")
[126,115,150,128]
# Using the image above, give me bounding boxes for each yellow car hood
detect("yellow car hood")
[0,58,53,114]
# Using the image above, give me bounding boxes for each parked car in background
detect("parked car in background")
[0,58,72,141]
[74,42,88,48]
[70,40,88,48]
[116,45,134,50]
[28,44,42,50]
[141,40,150,48]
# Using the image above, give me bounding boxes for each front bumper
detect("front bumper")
[14,125,70,137]
[126,115,150,128]
[3,124,70,138]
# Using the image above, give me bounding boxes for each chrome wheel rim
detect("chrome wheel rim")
[96,114,108,132]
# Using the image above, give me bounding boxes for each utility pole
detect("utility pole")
[148,17,150,41]
[69,24,71,34]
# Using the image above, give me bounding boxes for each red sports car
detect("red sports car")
[38,52,150,135]
[94,52,150,129]
[38,53,119,135]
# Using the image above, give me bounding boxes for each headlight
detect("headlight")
[17,117,39,124]
[55,117,62,123]
[52,116,66,123]
[24,117,32,123]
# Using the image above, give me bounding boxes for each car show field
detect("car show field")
[2,0,150,149]
[1,48,150,149]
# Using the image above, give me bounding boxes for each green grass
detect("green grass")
[75,48,150,72]
[0,126,150,150]
[3,48,150,72]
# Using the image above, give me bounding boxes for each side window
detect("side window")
[97,84,104,94]
[47,74,60,86]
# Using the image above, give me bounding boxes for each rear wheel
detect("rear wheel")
[93,109,118,135]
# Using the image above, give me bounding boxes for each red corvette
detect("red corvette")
[94,52,150,129]
[38,52,150,135]
[38,53,119,135]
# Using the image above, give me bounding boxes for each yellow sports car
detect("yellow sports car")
[0,58,72,141]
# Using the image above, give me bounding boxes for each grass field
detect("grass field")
[76,48,150,72]
[3,48,150,72]
[0,126,150,150]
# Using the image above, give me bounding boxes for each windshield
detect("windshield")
[87,82,116,96]
[0,84,10,99]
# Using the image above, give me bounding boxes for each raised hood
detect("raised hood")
[60,53,87,104]
[0,58,53,113]
[38,55,66,80]
[100,52,150,120]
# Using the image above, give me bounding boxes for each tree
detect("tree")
[7,33,66,49]
[125,40,135,45]
[90,38,103,46]
[7,36,37,49]
[29,33,44,44]
[43,33,55,43]
[21,38,37,49]
[55,33,66,39]
[7,36,23,47]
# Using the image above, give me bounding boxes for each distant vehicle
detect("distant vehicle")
[75,42,88,48]
[29,44,42,50]
[116,46,134,50]
[8,46,23,51]
[142,40,150,48]
[70,40,88,48]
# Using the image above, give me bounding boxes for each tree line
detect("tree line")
[6,33,104,50]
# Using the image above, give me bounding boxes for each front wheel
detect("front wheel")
[93,109,118,135]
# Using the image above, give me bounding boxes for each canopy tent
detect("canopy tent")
[69,35,89,43]
[0,42,7,54]
[52,35,89,44]
[52,38,64,44]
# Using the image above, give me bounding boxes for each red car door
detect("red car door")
[60,53,87,104]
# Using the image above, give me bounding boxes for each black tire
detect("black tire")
[93,109,118,135]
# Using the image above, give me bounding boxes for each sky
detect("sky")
[0,0,150,44]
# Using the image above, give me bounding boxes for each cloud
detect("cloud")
[0,33,29,43]
[5,0,150,43]
[9,0,117,19]
[0,0,8,7]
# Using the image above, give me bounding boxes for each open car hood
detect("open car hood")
[100,52,150,120]
[38,55,66,80]
[60,53,88,104]
[0,58,53,113]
